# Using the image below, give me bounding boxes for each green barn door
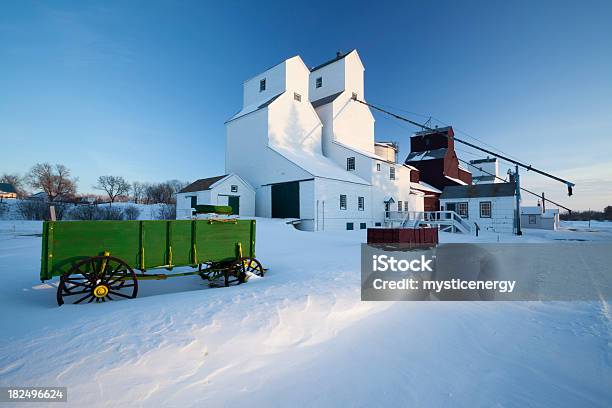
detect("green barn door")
[228,196,240,215]
[271,181,300,218]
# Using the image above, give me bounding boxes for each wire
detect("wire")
[365,99,526,163]
[458,158,572,213]
[354,97,575,195]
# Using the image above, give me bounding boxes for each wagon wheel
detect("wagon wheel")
[57,255,138,306]
[226,257,264,287]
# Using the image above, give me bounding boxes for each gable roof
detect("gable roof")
[414,126,453,136]
[311,91,343,108]
[180,175,228,193]
[470,157,497,164]
[270,146,369,185]
[226,92,284,123]
[310,49,356,72]
[521,206,542,215]
[440,182,516,199]
[473,175,498,183]
[0,183,16,193]
[405,148,447,162]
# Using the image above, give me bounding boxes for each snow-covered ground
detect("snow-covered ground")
[0,219,611,407]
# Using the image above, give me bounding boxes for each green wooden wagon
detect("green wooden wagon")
[40,218,265,305]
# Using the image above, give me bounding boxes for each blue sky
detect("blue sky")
[1,0,611,210]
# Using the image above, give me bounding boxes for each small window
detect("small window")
[397,201,403,212]
[375,222,382,227]
[358,196,364,211]
[294,92,301,102]
[376,163,381,171]
[529,214,537,224]
[259,78,266,92]
[404,201,409,212]
[347,157,355,171]
[360,222,367,230]
[458,202,469,218]
[352,92,358,100]
[346,222,354,230]
[231,185,238,193]
[340,194,347,210]
[316,77,322,88]
[479,201,491,218]
[390,167,395,180]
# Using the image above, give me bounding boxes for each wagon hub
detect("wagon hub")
[93,285,109,298]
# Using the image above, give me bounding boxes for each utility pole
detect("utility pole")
[541,192,546,212]
[515,165,522,236]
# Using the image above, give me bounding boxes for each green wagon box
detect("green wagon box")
[40,218,265,305]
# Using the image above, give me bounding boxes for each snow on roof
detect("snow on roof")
[0,183,16,193]
[405,148,447,162]
[383,196,395,203]
[226,92,284,123]
[333,140,395,164]
[270,145,370,185]
[521,206,543,215]
[311,91,343,108]
[411,181,442,194]
[403,164,419,171]
[444,175,468,185]
[310,49,356,72]
[180,175,228,193]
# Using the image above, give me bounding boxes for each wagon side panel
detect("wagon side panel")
[169,220,193,266]
[195,220,254,263]
[47,221,141,278]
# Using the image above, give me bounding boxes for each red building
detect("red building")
[404,126,472,211]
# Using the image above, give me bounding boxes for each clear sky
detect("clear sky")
[1,0,611,210]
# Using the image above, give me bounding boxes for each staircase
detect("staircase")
[385,210,472,234]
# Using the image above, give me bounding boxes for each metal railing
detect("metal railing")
[385,210,472,233]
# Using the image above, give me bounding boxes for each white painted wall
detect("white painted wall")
[471,159,501,183]
[314,178,371,231]
[440,196,516,234]
[210,175,255,217]
[268,91,322,155]
[226,108,312,189]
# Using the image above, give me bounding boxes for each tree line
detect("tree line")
[1,163,189,205]
[560,207,612,222]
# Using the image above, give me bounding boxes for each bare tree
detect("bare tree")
[95,176,130,205]
[27,163,77,202]
[145,182,175,204]
[131,182,146,204]
[0,173,29,198]
[167,179,190,195]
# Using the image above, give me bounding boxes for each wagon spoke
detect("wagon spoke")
[106,274,125,286]
[65,280,88,288]
[108,290,132,299]
[58,255,138,306]
[114,283,135,288]
[74,293,93,304]
[63,289,91,296]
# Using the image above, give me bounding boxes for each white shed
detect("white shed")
[176,174,255,219]
[521,206,560,230]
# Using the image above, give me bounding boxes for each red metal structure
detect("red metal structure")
[367,227,438,245]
